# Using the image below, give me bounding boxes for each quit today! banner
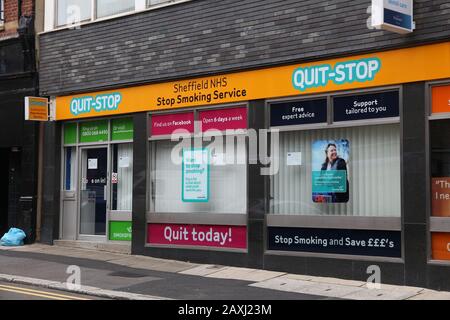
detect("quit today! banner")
[147,224,247,249]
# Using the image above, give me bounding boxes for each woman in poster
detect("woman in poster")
[321,143,350,203]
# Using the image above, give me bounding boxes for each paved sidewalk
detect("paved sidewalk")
[0,244,449,300]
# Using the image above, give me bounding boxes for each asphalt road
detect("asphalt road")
[0,281,107,300]
[0,250,330,300]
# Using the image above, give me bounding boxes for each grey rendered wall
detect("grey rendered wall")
[39,0,450,96]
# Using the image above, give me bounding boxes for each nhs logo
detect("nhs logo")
[371,0,415,34]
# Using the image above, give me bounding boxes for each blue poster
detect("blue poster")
[182,148,210,202]
[312,139,350,203]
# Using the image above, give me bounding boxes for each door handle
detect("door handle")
[104,185,107,201]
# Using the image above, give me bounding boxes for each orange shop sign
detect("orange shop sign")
[25,97,49,121]
[55,41,450,120]
[432,84,450,114]
[432,233,450,261]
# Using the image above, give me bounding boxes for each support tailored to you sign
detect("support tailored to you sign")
[371,0,414,34]
[182,148,210,202]
[25,97,49,121]
[333,91,399,122]
[268,227,401,257]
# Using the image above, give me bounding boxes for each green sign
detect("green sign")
[312,170,347,193]
[111,118,133,141]
[64,123,77,145]
[79,120,109,143]
[109,221,132,241]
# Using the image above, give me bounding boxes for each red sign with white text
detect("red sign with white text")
[147,224,247,249]
[199,107,247,132]
[151,112,194,136]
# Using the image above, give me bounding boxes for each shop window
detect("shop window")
[56,0,92,26]
[149,138,247,214]
[430,119,450,218]
[270,124,401,217]
[64,147,77,191]
[96,0,135,19]
[111,143,133,211]
[54,0,190,28]
[269,91,401,219]
[147,0,173,7]
[430,84,450,261]
[0,0,4,26]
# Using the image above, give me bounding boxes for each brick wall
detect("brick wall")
[1,0,35,39]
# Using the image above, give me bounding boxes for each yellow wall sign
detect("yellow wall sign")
[56,42,450,120]
[25,97,49,121]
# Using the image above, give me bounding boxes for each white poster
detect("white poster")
[182,148,209,202]
[287,152,302,166]
[119,156,130,168]
[88,158,98,170]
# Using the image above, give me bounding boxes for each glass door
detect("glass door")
[79,147,108,237]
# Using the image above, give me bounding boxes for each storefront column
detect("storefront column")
[131,113,148,255]
[17,121,39,243]
[402,82,427,287]
[247,100,267,268]
[41,121,62,244]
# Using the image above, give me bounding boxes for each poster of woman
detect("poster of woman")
[312,139,350,203]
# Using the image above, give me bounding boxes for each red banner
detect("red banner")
[147,224,247,249]
[151,112,194,136]
[199,107,247,132]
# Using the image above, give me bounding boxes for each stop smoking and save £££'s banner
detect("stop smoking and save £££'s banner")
[268,227,401,257]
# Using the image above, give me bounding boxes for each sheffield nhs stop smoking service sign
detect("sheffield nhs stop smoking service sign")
[371,0,414,34]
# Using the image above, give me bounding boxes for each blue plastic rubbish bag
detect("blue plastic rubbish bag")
[0,228,26,246]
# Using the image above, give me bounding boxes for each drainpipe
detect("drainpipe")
[31,0,42,243]
[18,0,22,20]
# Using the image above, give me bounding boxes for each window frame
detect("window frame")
[266,85,403,232]
[60,116,134,242]
[146,103,250,227]
[0,0,4,27]
[52,0,192,29]
[427,80,450,264]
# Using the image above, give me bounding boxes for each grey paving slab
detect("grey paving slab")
[206,267,285,282]
[179,265,229,276]
[280,274,316,281]
[407,290,450,300]
[311,276,366,287]
[252,276,366,299]
[250,277,316,292]
[342,287,422,300]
